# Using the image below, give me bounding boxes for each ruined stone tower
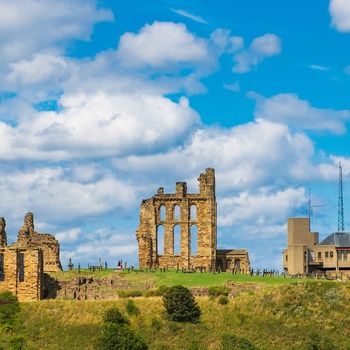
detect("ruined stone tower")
[136,168,217,269]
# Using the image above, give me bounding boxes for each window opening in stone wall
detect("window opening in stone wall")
[173,205,180,220]
[318,252,321,259]
[173,225,181,254]
[344,251,348,261]
[159,205,166,221]
[190,204,197,220]
[234,259,241,271]
[18,253,24,282]
[157,225,164,255]
[325,252,329,258]
[0,253,4,281]
[330,251,334,258]
[190,225,198,254]
[226,259,232,270]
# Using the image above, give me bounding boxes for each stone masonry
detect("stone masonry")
[136,168,250,272]
[0,213,62,301]
[136,168,217,269]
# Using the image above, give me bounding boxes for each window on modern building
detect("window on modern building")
[0,253,4,281]
[18,253,24,282]
[159,205,166,221]
[157,225,164,255]
[173,205,180,220]
[325,252,329,258]
[330,251,334,258]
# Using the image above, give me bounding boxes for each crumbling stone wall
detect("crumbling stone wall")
[0,212,61,301]
[12,212,62,272]
[216,249,251,273]
[136,168,217,269]
[0,247,43,301]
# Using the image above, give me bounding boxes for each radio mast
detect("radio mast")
[338,161,345,232]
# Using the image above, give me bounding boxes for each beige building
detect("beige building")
[136,168,250,272]
[283,217,350,275]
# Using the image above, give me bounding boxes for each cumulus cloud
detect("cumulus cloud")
[251,93,350,134]
[232,34,281,73]
[116,21,209,68]
[218,187,306,228]
[329,0,350,32]
[0,0,113,64]
[0,92,200,161]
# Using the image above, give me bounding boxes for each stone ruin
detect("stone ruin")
[0,212,62,301]
[136,168,250,272]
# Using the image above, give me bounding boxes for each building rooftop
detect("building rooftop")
[318,231,350,247]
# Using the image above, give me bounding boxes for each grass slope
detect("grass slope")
[1,272,349,349]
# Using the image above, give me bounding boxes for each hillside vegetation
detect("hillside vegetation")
[1,271,350,349]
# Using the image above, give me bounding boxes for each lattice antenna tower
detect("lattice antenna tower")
[338,161,345,232]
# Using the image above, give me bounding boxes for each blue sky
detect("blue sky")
[0,0,350,271]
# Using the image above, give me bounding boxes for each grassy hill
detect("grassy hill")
[1,270,349,349]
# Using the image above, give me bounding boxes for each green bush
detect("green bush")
[218,295,229,305]
[102,306,130,326]
[125,299,140,316]
[221,333,257,350]
[9,335,26,350]
[0,291,21,331]
[96,323,148,350]
[96,307,148,350]
[162,285,201,323]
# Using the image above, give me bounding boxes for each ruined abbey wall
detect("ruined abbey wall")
[0,213,61,301]
[12,212,62,272]
[136,168,217,269]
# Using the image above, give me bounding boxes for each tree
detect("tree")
[0,291,21,331]
[162,285,201,323]
[95,307,148,350]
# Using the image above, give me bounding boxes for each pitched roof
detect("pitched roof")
[318,232,350,247]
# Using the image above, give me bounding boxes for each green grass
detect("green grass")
[1,280,350,349]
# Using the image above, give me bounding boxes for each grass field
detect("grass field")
[1,271,349,349]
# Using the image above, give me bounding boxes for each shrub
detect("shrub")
[221,333,257,350]
[96,323,148,350]
[102,306,130,326]
[218,295,229,305]
[150,317,162,331]
[0,291,21,331]
[9,335,26,350]
[162,285,201,323]
[96,307,148,350]
[126,299,140,316]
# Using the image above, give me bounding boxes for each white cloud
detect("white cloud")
[251,93,350,134]
[7,52,73,86]
[171,9,207,24]
[218,187,306,228]
[223,81,240,92]
[329,0,350,32]
[0,0,113,64]
[0,92,200,161]
[232,34,281,73]
[309,65,329,71]
[116,21,209,68]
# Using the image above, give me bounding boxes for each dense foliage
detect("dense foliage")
[0,291,21,331]
[96,307,147,350]
[162,285,201,323]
